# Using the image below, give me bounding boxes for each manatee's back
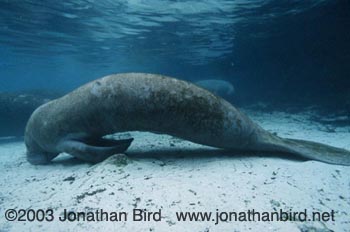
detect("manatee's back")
[100,73,256,148]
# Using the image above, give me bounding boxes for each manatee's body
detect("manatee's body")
[25,73,350,165]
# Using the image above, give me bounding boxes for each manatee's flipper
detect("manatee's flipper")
[280,138,350,166]
[59,137,133,163]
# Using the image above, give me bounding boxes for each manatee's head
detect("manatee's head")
[25,124,59,165]
[24,104,60,165]
[25,138,59,165]
[24,91,134,165]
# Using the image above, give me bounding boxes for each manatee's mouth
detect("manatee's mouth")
[27,151,59,165]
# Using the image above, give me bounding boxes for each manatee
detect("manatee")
[25,73,350,165]
[194,79,234,99]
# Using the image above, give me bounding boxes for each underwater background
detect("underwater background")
[1,2,350,232]
[0,0,349,136]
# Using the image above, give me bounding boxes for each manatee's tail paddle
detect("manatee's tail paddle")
[259,132,350,165]
[280,138,350,166]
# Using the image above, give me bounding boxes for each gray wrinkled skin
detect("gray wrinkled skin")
[25,73,350,165]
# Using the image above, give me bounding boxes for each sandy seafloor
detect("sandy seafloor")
[0,110,349,232]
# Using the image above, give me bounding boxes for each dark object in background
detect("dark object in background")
[194,79,235,101]
[0,91,61,136]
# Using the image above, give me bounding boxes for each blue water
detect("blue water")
[0,0,349,136]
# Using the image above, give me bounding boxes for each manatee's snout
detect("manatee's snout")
[26,151,59,165]
[25,130,60,164]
